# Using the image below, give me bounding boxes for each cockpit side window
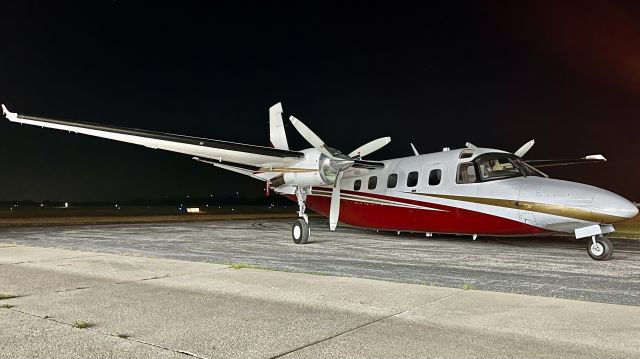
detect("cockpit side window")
[456,162,477,184]
[477,157,519,180]
[473,153,546,182]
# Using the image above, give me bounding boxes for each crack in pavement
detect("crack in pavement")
[269,291,462,359]
[0,254,109,266]
[5,308,210,359]
[49,270,219,293]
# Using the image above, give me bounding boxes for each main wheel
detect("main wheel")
[587,236,613,261]
[292,219,310,244]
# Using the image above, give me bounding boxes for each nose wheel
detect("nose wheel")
[587,236,613,261]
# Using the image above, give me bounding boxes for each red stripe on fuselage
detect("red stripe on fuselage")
[285,188,550,236]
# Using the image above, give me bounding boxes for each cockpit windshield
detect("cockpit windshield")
[473,153,546,182]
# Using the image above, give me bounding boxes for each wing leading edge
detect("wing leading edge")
[2,105,304,168]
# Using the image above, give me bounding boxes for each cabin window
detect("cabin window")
[387,174,398,188]
[457,162,477,183]
[353,179,361,191]
[407,171,419,187]
[428,169,442,186]
[368,176,378,190]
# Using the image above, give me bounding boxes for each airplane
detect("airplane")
[2,103,637,260]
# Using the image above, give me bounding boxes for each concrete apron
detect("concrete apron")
[0,245,638,359]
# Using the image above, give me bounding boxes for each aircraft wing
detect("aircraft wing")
[525,155,606,168]
[2,105,304,168]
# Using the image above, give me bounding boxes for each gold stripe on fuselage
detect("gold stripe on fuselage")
[413,193,625,224]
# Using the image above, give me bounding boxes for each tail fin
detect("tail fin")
[269,102,289,150]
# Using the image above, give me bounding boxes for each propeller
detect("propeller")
[288,115,390,231]
[514,139,535,157]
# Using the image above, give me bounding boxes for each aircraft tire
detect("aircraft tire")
[292,219,310,244]
[587,236,613,261]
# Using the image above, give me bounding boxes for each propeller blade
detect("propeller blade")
[329,171,344,231]
[514,139,535,157]
[348,137,391,158]
[289,116,334,158]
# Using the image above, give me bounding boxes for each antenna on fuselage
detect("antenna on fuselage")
[410,143,419,156]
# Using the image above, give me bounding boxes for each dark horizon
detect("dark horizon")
[1,1,639,202]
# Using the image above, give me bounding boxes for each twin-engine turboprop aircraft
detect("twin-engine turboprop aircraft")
[2,103,637,260]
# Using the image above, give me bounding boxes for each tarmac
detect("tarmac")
[1,244,639,358]
[1,219,639,305]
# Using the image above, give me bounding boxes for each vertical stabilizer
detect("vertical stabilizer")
[269,102,289,150]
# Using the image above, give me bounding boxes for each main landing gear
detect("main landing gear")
[587,235,613,261]
[292,187,310,244]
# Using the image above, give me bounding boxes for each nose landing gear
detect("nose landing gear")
[587,236,613,261]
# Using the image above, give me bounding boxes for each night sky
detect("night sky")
[0,1,638,202]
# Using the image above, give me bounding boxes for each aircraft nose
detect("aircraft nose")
[593,190,639,222]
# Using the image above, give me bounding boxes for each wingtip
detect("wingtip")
[288,115,298,124]
[2,104,17,121]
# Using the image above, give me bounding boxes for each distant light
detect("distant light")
[64,202,69,208]
[40,203,44,207]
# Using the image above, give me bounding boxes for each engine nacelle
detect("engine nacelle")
[282,149,337,187]
[283,171,325,187]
